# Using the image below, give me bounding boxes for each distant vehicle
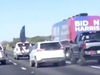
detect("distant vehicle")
[29,41,66,68]
[51,13,100,65]
[0,44,7,65]
[12,41,32,60]
[12,25,32,60]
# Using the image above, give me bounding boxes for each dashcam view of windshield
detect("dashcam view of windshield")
[1,0,100,75]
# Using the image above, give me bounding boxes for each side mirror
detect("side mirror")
[12,46,15,49]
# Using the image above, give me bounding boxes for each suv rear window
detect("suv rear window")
[40,42,61,50]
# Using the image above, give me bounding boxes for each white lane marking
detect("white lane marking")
[66,61,71,64]
[13,62,17,65]
[9,60,12,62]
[21,67,27,70]
[31,71,34,73]
[91,66,100,69]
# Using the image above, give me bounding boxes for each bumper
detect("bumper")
[81,50,100,60]
[38,57,65,64]
[18,55,29,57]
[84,55,100,60]
[0,58,6,61]
[17,53,29,57]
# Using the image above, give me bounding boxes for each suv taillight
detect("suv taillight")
[59,47,63,50]
[82,43,86,49]
[37,49,44,51]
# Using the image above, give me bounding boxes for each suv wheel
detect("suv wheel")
[1,60,6,65]
[35,59,40,68]
[16,55,19,60]
[30,60,35,67]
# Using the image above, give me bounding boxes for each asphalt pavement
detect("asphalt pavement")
[3,50,100,75]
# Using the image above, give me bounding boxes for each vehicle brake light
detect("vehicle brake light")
[82,43,86,49]
[59,47,63,50]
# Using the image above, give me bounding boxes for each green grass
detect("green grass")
[6,47,13,51]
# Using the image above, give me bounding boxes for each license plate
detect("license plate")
[97,50,100,53]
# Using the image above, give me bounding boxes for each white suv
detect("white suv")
[29,41,66,68]
[0,45,7,65]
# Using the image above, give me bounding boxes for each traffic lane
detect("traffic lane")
[6,50,13,55]
[19,60,100,75]
[8,55,64,75]
[0,60,34,75]
[7,52,100,75]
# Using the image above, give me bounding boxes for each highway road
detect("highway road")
[2,50,100,75]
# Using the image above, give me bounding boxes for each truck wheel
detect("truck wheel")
[1,60,6,65]
[97,60,100,64]
[78,55,86,66]
[70,51,77,64]
[66,50,71,59]
[70,57,77,64]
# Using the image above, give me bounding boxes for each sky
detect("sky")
[0,0,100,42]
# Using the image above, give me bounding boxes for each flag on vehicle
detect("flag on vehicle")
[20,25,26,42]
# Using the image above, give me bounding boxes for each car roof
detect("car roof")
[16,41,30,44]
[37,41,60,44]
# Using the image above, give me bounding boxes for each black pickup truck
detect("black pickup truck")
[65,31,100,66]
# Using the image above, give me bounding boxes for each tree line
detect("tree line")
[2,35,51,50]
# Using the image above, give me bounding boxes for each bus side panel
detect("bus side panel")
[60,21,70,41]
[70,18,76,42]
[51,26,54,40]
[51,25,60,41]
